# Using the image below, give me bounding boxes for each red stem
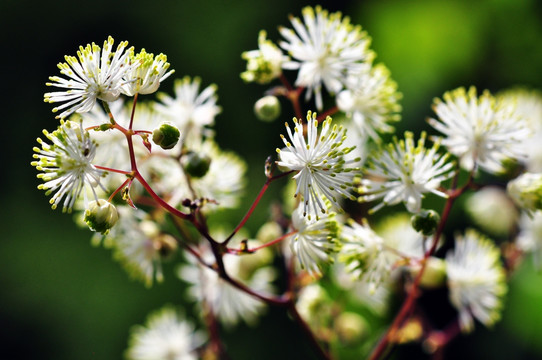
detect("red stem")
[94,165,132,175]
[227,230,298,254]
[368,169,469,360]
[222,170,293,246]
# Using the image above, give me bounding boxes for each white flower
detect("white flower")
[498,88,542,172]
[516,211,542,267]
[445,229,507,332]
[32,120,104,212]
[359,131,454,214]
[178,237,276,327]
[279,6,373,110]
[155,76,221,142]
[101,206,166,287]
[126,306,205,360]
[276,111,359,220]
[288,205,339,276]
[507,172,542,215]
[429,86,530,174]
[338,219,395,293]
[337,63,401,141]
[121,49,174,96]
[44,36,135,119]
[241,30,289,84]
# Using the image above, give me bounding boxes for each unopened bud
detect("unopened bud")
[415,257,447,289]
[507,172,542,213]
[334,312,369,344]
[254,95,281,122]
[152,122,180,150]
[183,151,212,178]
[411,209,440,236]
[84,200,119,235]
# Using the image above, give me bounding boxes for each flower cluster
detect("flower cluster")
[33,6,542,359]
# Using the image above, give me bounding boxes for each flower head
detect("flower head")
[359,131,454,214]
[338,219,393,293]
[178,235,276,327]
[276,111,359,220]
[445,229,507,332]
[155,76,221,142]
[429,86,530,174]
[498,88,542,172]
[507,172,542,215]
[32,120,104,212]
[280,6,374,110]
[336,63,402,141]
[44,36,135,119]
[121,49,174,96]
[516,211,542,267]
[288,205,339,276]
[126,306,205,360]
[100,206,169,287]
[241,30,288,84]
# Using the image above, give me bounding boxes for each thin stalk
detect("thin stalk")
[223,170,293,246]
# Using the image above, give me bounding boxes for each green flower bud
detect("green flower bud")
[254,95,281,122]
[333,312,369,344]
[183,151,211,178]
[411,209,440,236]
[507,172,542,213]
[84,200,119,235]
[152,122,180,150]
[416,257,447,289]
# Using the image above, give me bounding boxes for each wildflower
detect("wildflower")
[101,206,167,287]
[516,211,542,267]
[241,30,288,84]
[498,88,542,172]
[359,131,454,214]
[338,219,393,293]
[445,229,507,332]
[279,6,373,110]
[126,306,205,360]
[178,237,276,327]
[121,49,174,96]
[288,205,339,276]
[155,76,221,142]
[429,86,530,174]
[336,63,402,141]
[32,120,104,212]
[507,172,542,215]
[44,36,135,119]
[276,111,359,220]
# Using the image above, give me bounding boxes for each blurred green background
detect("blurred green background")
[2,0,542,359]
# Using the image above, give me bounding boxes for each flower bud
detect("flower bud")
[411,209,440,236]
[254,95,281,122]
[84,200,119,235]
[152,122,180,150]
[507,172,542,213]
[333,312,369,344]
[183,151,211,178]
[415,257,447,289]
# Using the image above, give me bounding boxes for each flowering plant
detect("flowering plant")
[33,6,542,360]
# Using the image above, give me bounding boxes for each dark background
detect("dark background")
[2,0,542,359]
